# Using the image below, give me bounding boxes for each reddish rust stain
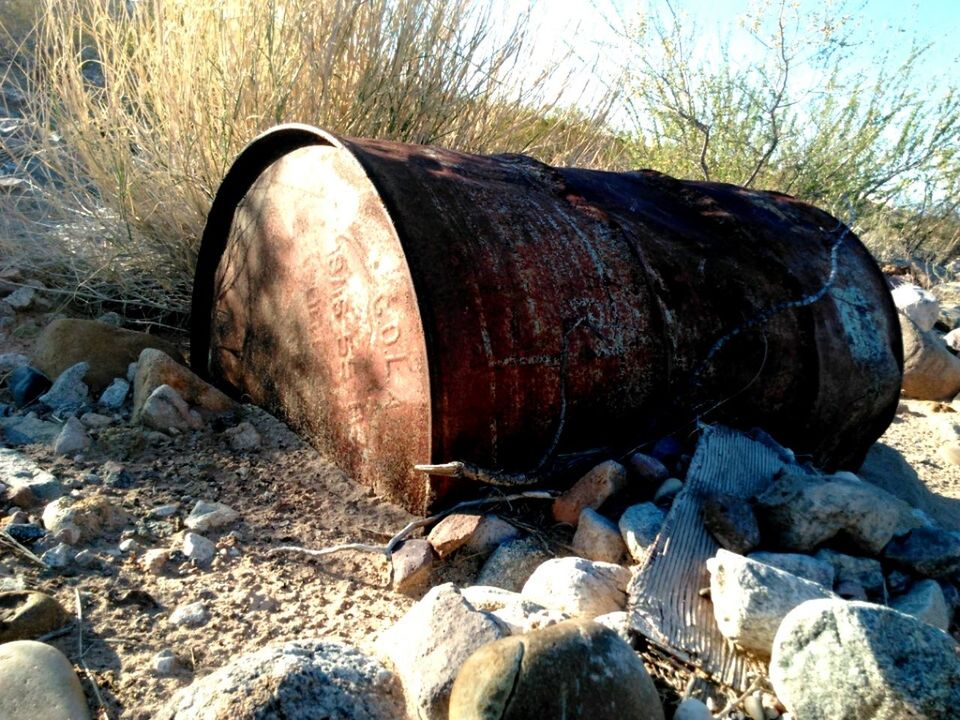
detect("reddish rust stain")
[192,124,903,514]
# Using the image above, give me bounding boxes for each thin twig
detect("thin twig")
[36,623,74,642]
[0,530,46,566]
[713,675,765,719]
[74,588,110,719]
[272,491,557,571]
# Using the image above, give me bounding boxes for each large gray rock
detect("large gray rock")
[619,502,665,563]
[476,536,551,592]
[755,472,917,554]
[376,583,507,720]
[520,557,630,618]
[747,551,835,589]
[157,639,403,720]
[133,348,234,421]
[892,284,940,331]
[706,549,836,658]
[771,599,960,719]
[139,384,202,432]
[572,508,626,563]
[900,315,960,400]
[0,449,63,502]
[38,362,90,411]
[882,526,960,577]
[815,548,885,597]
[448,620,664,720]
[52,416,91,456]
[0,640,90,719]
[184,500,239,532]
[891,579,951,631]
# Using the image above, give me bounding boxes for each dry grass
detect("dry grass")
[0,0,621,326]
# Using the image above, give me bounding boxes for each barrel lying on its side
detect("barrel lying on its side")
[191,124,902,514]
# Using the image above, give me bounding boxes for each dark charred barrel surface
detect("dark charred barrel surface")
[191,124,902,514]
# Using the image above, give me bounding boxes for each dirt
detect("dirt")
[2,300,960,718]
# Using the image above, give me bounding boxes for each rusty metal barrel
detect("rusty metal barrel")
[191,124,902,514]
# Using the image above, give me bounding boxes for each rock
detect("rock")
[944,443,960,466]
[118,538,143,554]
[591,610,633,645]
[0,450,63,502]
[42,494,129,545]
[626,452,670,485]
[747,551,835,588]
[572,508,626,563]
[702,492,760,554]
[158,639,403,720]
[139,384,202,432]
[449,620,663,720]
[886,569,913,595]
[427,513,483,558]
[52,416,91,456]
[376,583,507,720]
[391,539,433,594]
[521,557,630,618]
[101,461,134,488]
[147,503,178,519]
[2,413,62,445]
[463,514,521,554]
[223,420,261,451]
[32,318,181,394]
[619,502,665,562]
[126,361,138,383]
[169,601,209,627]
[460,586,568,635]
[552,460,628,525]
[184,500,239,532]
[891,579,951,631]
[142,548,169,574]
[8,366,51,407]
[814,548,885,598]
[0,351,29,371]
[183,532,216,564]
[41,543,73,568]
[97,378,129,409]
[706,549,836,658]
[674,698,713,720]
[0,640,91,719]
[892,283,940,331]
[901,315,960,400]
[476,536,551,592]
[945,327,960,351]
[755,471,916,554]
[133,348,235,421]
[152,649,177,676]
[653,477,684,505]
[37,362,90,411]
[835,580,868,601]
[4,523,45,544]
[80,412,113,428]
[73,550,98,568]
[770,599,960,719]
[882,526,960,577]
[5,285,38,310]
[0,590,69,642]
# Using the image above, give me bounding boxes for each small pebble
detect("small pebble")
[183,532,215,564]
[169,601,209,627]
[41,543,73,568]
[152,649,176,675]
[147,504,179,519]
[74,550,98,567]
[653,477,683,505]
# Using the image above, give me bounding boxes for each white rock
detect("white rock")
[39,362,90,412]
[653,477,684,504]
[147,503,179,519]
[375,583,507,719]
[118,538,143,553]
[52,417,91,456]
[891,579,951,631]
[463,514,520,554]
[707,549,836,658]
[153,649,177,675]
[892,283,940,332]
[98,378,129,410]
[592,610,633,645]
[142,548,169,574]
[572,508,626,563]
[619,502,665,562]
[140,384,202,432]
[169,601,209,627]
[747,551,836,589]
[183,532,215,564]
[184,500,238,532]
[521,556,630,618]
[459,585,568,635]
[945,328,960,352]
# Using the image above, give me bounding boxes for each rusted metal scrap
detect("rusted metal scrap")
[191,123,902,515]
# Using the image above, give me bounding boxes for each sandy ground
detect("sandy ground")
[2,297,959,718]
